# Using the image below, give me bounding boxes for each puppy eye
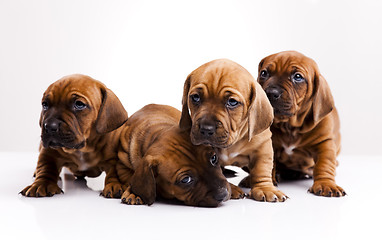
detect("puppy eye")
[260,70,269,79]
[226,98,240,108]
[210,154,218,166]
[190,94,201,104]
[180,176,194,185]
[292,73,305,83]
[42,101,49,110]
[74,100,87,110]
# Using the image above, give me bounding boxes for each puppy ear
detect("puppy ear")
[129,159,157,206]
[248,82,274,141]
[96,88,128,134]
[312,74,334,124]
[179,75,192,130]
[258,58,265,69]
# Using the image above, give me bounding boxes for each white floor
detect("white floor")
[1,152,381,240]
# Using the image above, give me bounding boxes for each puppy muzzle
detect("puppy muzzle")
[41,119,84,149]
[191,118,230,148]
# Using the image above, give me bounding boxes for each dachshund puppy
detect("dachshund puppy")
[180,59,287,202]
[257,51,346,197]
[117,104,230,207]
[20,74,128,198]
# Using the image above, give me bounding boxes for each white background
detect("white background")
[0,0,381,155]
[1,1,382,240]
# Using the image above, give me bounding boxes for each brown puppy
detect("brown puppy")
[20,74,128,198]
[116,104,230,207]
[257,51,345,197]
[180,59,287,202]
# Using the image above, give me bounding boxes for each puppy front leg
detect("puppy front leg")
[20,150,63,197]
[308,140,346,197]
[101,160,126,198]
[248,139,288,202]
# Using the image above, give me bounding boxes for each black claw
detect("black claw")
[261,196,265,202]
[61,190,64,194]
[117,190,122,198]
[137,198,141,205]
[317,190,322,195]
[342,191,347,196]
[326,191,332,197]
[26,192,31,197]
[106,192,111,198]
[127,198,132,205]
[18,191,23,195]
[47,192,53,197]
[99,192,103,196]
[122,198,126,203]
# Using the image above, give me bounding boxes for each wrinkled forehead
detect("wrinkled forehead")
[43,75,103,104]
[190,60,254,97]
[263,52,317,76]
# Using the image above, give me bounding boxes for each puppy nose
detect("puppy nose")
[266,88,282,100]
[44,120,60,134]
[199,119,216,136]
[214,188,229,202]
[200,124,215,136]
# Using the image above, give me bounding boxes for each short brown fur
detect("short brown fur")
[20,74,128,198]
[117,104,230,207]
[180,59,287,202]
[257,51,345,197]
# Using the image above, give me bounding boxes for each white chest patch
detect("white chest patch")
[78,153,89,171]
[220,154,229,162]
[220,152,240,162]
[283,144,296,156]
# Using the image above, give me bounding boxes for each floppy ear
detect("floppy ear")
[96,88,128,134]
[248,82,274,141]
[311,74,334,124]
[179,75,192,130]
[258,58,265,70]
[129,159,157,206]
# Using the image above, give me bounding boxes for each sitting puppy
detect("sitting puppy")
[116,104,230,207]
[257,51,346,197]
[20,74,128,198]
[179,59,287,202]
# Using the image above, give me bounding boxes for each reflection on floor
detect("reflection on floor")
[1,152,381,240]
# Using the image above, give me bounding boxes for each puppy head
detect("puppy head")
[40,74,128,150]
[129,128,230,207]
[180,59,273,147]
[257,51,334,126]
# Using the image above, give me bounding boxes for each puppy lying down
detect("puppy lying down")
[116,104,230,207]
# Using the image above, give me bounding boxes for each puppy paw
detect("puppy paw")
[249,186,288,202]
[308,180,346,197]
[20,181,63,197]
[229,183,246,199]
[101,182,126,198]
[121,187,145,205]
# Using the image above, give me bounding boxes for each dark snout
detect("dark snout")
[213,187,229,203]
[199,117,217,137]
[44,119,62,134]
[265,87,283,102]
[264,86,293,117]
[41,117,83,149]
[196,173,230,207]
[191,116,229,147]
